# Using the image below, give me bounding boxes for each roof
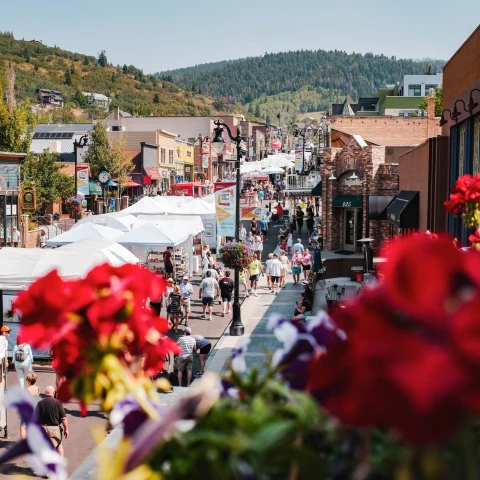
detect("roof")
[34,124,93,134]
[37,89,62,95]
[340,99,355,116]
[83,92,110,101]
[352,135,368,148]
[0,151,27,159]
[331,102,359,116]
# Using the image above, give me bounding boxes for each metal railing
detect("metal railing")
[285,173,322,191]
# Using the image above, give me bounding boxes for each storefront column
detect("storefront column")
[20,214,28,248]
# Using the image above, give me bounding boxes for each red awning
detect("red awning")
[145,168,160,180]
[122,181,142,187]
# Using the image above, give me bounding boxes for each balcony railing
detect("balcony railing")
[285,172,322,191]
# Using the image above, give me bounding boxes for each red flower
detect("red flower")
[14,264,176,407]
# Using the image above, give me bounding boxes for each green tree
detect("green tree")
[418,86,443,117]
[21,150,75,214]
[265,114,271,124]
[22,47,30,63]
[64,68,72,85]
[84,123,134,189]
[254,104,261,118]
[98,50,108,68]
[122,64,128,75]
[153,93,160,104]
[83,56,89,66]
[70,63,75,74]
[0,87,34,152]
[73,89,87,107]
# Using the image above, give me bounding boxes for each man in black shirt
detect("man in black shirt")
[35,385,69,456]
[219,270,234,317]
[306,215,315,237]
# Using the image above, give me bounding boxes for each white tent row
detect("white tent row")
[0,238,139,289]
[71,212,137,232]
[240,154,296,174]
[47,223,123,246]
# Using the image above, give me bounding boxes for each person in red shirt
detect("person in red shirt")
[275,203,284,217]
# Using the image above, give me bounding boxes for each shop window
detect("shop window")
[459,123,466,176]
[474,116,480,176]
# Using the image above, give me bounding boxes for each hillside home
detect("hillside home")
[36,89,64,108]
[83,92,111,111]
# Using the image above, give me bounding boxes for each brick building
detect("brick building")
[322,135,398,252]
[440,25,480,244]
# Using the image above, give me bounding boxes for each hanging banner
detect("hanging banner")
[214,182,236,237]
[76,165,89,195]
[295,150,303,172]
[202,155,209,169]
[241,206,269,220]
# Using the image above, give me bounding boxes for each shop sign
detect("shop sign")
[185,166,191,173]
[21,188,36,210]
[342,201,352,207]
[202,155,209,168]
[162,171,168,177]
[344,178,363,187]
[76,165,89,196]
[202,143,209,154]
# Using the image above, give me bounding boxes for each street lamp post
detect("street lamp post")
[73,134,89,223]
[212,120,244,336]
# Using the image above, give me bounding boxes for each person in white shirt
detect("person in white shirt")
[12,227,20,247]
[239,224,247,242]
[177,327,196,387]
[13,336,34,389]
[179,276,194,326]
[39,230,47,248]
[253,235,263,261]
[269,254,283,295]
[0,326,10,381]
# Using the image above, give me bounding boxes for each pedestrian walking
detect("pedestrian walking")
[169,285,182,333]
[176,327,196,387]
[180,276,194,327]
[164,278,175,326]
[291,251,303,285]
[279,250,289,288]
[239,267,249,297]
[248,255,263,297]
[259,217,268,238]
[192,333,211,377]
[0,326,10,380]
[265,253,274,290]
[163,247,174,279]
[292,238,305,255]
[199,270,220,321]
[13,335,34,389]
[302,249,313,280]
[296,207,304,233]
[315,197,320,216]
[239,224,247,242]
[149,273,163,316]
[250,219,258,234]
[219,270,234,316]
[258,188,264,206]
[253,190,259,207]
[35,386,69,455]
[20,373,40,439]
[12,227,20,247]
[306,214,315,237]
[253,234,263,261]
[269,254,282,295]
[286,233,293,256]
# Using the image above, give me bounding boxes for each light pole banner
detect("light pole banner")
[76,165,89,195]
[214,182,236,237]
[202,155,209,169]
[295,150,303,172]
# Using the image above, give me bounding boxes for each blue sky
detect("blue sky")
[2,0,478,73]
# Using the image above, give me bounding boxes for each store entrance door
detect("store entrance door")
[343,208,362,251]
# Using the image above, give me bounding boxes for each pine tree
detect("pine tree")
[83,56,89,66]
[153,93,160,104]
[97,50,108,68]
[70,64,75,74]
[122,64,128,74]
[254,104,261,118]
[65,69,72,86]
[23,47,30,63]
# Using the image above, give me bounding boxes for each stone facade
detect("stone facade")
[321,136,399,252]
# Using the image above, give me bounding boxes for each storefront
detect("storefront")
[322,135,399,252]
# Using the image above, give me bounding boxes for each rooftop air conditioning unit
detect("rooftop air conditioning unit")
[111,125,123,132]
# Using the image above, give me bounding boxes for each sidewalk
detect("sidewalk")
[206,274,304,375]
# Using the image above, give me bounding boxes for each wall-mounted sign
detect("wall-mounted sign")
[76,165,89,195]
[202,155,209,169]
[344,178,363,187]
[21,188,36,210]
[185,166,191,173]
[162,171,168,178]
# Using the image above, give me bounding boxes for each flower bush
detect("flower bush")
[220,241,252,270]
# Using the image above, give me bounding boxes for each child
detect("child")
[239,268,249,297]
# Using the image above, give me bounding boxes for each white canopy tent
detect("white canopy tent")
[134,215,205,236]
[71,212,137,232]
[122,196,166,215]
[262,166,285,174]
[0,238,140,289]
[116,223,189,247]
[46,223,122,246]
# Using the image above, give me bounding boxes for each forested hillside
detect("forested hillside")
[160,50,444,106]
[0,32,212,122]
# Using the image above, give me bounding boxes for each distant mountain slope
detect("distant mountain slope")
[160,50,444,105]
[0,32,212,121]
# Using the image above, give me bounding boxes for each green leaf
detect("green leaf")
[250,420,294,453]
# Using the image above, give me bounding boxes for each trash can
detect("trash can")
[356,273,364,283]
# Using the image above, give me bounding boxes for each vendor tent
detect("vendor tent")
[123,196,166,215]
[262,166,285,174]
[71,212,136,232]
[0,238,139,288]
[242,171,269,181]
[134,215,205,236]
[46,223,122,246]
[116,223,189,247]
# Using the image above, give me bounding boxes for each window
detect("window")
[474,116,480,175]
[398,112,405,117]
[160,148,166,163]
[408,84,422,97]
[169,150,174,164]
[459,123,466,176]
[425,84,437,96]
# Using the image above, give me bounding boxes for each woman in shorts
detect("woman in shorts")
[239,268,249,297]
[169,285,182,333]
[279,249,289,288]
[302,248,313,280]
[291,251,303,285]
[192,334,212,376]
[20,373,40,439]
